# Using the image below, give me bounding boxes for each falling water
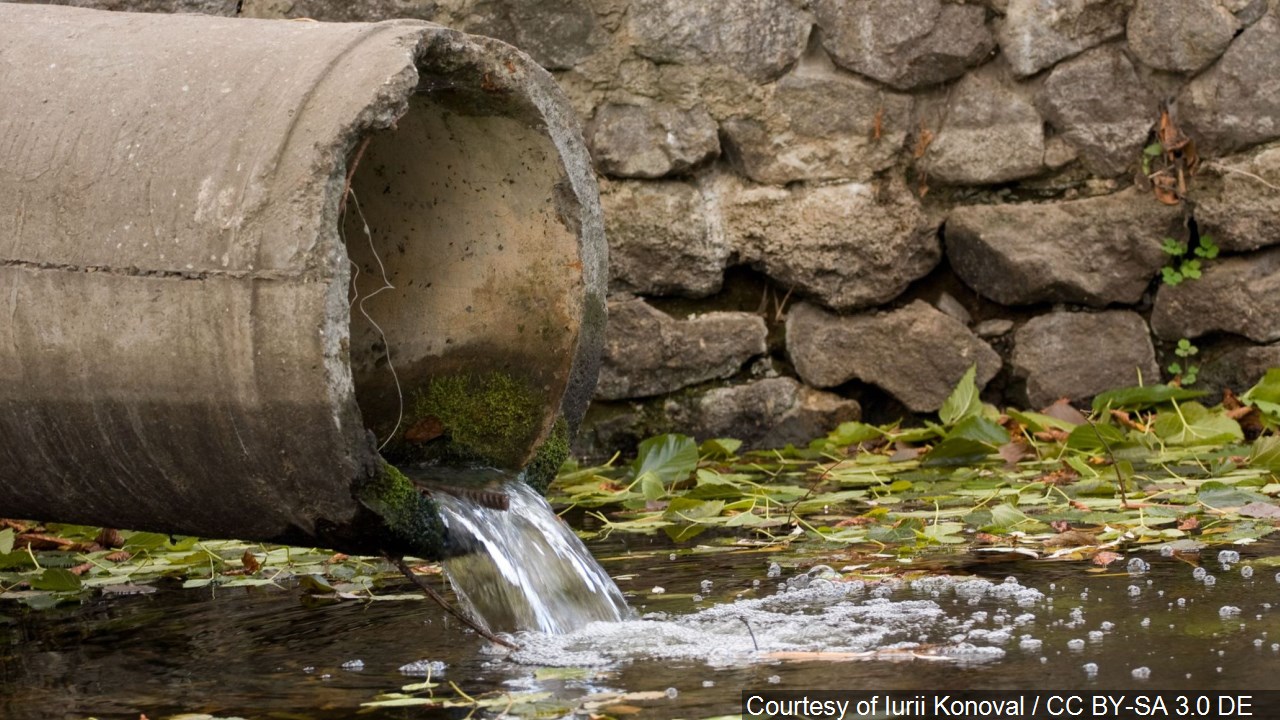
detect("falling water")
[426,471,631,635]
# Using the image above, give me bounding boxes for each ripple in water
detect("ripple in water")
[431,475,630,635]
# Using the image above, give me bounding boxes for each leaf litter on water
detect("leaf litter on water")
[6,368,1280,610]
[550,367,1280,570]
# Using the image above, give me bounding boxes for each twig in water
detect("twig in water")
[1083,411,1129,508]
[391,556,520,650]
[739,616,759,652]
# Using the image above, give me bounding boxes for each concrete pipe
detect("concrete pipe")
[0,4,606,559]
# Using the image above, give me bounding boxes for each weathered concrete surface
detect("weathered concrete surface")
[596,297,766,400]
[1011,310,1160,407]
[946,189,1182,306]
[0,4,606,558]
[1151,247,1280,342]
[786,301,1001,412]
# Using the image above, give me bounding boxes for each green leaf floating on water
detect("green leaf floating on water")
[632,434,698,488]
[699,437,742,459]
[30,568,82,592]
[1091,384,1207,412]
[1198,481,1271,509]
[939,365,982,426]
[0,528,13,556]
[922,415,1009,466]
[1250,436,1280,475]
[1243,368,1280,420]
[1066,422,1129,452]
[1152,401,1243,446]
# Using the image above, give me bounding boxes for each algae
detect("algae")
[358,460,448,558]
[403,371,546,468]
[524,416,570,493]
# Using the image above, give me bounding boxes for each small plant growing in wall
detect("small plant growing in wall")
[1161,233,1218,286]
[1167,338,1200,386]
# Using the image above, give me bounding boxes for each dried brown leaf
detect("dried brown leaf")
[1040,398,1089,426]
[1045,529,1099,548]
[1092,550,1121,567]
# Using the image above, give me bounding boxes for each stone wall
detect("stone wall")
[19,0,1280,457]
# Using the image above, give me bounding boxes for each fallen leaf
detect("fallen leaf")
[1177,516,1200,531]
[67,562,95,576]
[833,516,873,528]
[1050,520,1071,533]
[1238,502,1280,519]
[1034,428,1071,443]
[912,122,934,159]
[1039,467,1080,486]
[998,441,1035,466]
[15,532,77,550]
[1040,398,1089,426]
[1110,410,1147,432]
[105,550,133,562]
[1223,388,1244,411]
[241,550,261,574]
[404,416,445,443]
[1044,530,1099,548]
[1092,550,1121,567]
[1152,172,1180,204]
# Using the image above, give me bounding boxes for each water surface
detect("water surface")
[3,527,1279,719]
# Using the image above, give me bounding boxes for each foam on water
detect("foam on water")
[432,476,630,635]
[509,575,1040,668]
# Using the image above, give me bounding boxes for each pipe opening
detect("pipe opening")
[342,88,583,468]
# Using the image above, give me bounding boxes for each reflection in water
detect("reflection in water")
[3,530,1280,719]
[431,476,630,634]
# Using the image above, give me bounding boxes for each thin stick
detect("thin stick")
[739,616,760,652]
[1083,412,1129,507]
[1207,162,1280,192]
[391,556,520,650]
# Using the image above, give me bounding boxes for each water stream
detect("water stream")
[428,474,630,634]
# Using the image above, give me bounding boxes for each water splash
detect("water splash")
[430,474,630,635]
[509,575,1042,668]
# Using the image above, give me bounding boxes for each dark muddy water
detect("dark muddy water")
[3,531,1279,719]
